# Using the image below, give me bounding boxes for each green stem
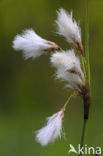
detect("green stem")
[85,0,90,86]
[81,55,86,79]
[79,1,90,155]
[79,119,87,156]
[60,48,63,52]
[63,92,75,109]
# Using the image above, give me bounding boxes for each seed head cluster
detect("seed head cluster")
[12,8,88,146]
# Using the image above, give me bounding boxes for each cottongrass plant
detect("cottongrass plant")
[50,50,85,91]
[56,8,84,56]
[13,29,60,59]
[36,109,65,146]
[13,5,91,155]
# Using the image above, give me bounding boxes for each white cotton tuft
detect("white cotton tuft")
[35,109,64,146]
[50,49,84,91]
[56,8,81,44]
[12,29,58,59]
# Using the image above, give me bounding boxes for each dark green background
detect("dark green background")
[0,0,103,155]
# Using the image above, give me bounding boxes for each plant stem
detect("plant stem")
[85,0,90,86]
[81,55,86,84]
[79,1,90,155]
[63,92,75,109]
[79,119,87,156]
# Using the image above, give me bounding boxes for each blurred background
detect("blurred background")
[0,0,103,155]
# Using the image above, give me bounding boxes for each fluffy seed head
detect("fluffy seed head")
[50,49,84,91]
[12,29,60,59]
[56,8,81,43]
[56,8,84,55]
[35,109,64,146]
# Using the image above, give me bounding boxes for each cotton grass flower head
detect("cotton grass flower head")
[50,49,85,91]
[12,29,60,59]
[56,8,84,55]
[35,109,65,146]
